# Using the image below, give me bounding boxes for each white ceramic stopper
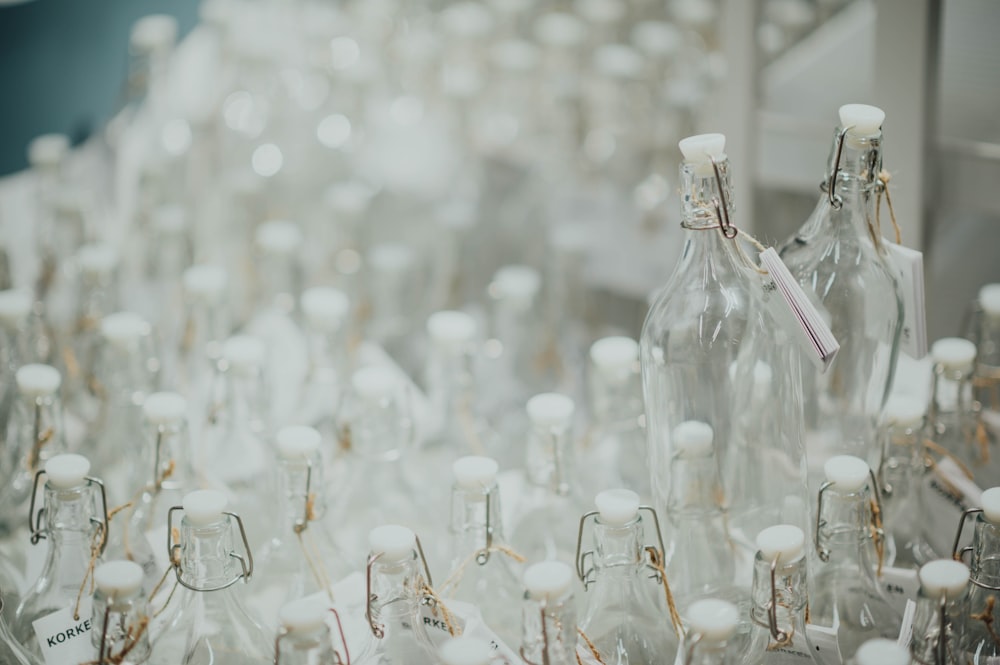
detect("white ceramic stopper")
[369,524,416,561]
[440,637,494,665]
[534,12,587,48]
[276,426,322,460]
[45,454,90,489]
[255,220,303,254]
[523,561,573,600]
[756,524,805,565]
[152,205,187,234]
[440,2,494,38]
[101,312,150,346]
[76,244,118,277]
[16,364,62,397]
[490,40,539,71]
[978,283,1000,317]
[673,421,714,458]
[679,133,726,176]
[526,393,575,428]
[918,560,969,599]
[183,265,228,301]
[595,489,640,526]
[631,21,682,59]
[94,561,145,599]
[452,456,499,492]
[301,287,349,332]
[427,310,477,346]
[351,366,397,401]
[223,335,265,371]
[589,336,639,376]
[686,599,740,642]
[593,44,643,79]
[981,487,1000,525]
[27,133,69,168]
[931,337,976,372]
[491,265,541,304]
[182,490,228,527]
[279,598,328,634]
[823,455,870,492]
[884,395,925,429]
[131,14,178,52]
[854,638,910,665]
[143,392,187,425]
[839,104,885,138]
[368,244,414,274]
[0,290,32,327]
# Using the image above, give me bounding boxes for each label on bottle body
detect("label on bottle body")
[32,600,96,665]
[885,241,928,359]
[879,566,920,614]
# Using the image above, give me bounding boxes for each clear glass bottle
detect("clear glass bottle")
[151,490,271,664]
[777,104,903,471]
[681,599,741,665]
[955,487,1000,665]
[90,560,152,664]
[0,587,39,664]
[176,264,230,403]
[364,525,438,665]
[810,455,901,658]
[274,598,349,665]
[639,133,750,544]
[297,287,351,431]
[443,456,521,647]
[852,639,912,665]
[970,284,1000,432]
[521,561,578,665]
[744,525,816,664]
[878,395,938,568]
[909,560,970,665]
[575,489,680,664]
[12,454,108,661]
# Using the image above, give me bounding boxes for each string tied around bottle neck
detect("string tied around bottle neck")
[418,579,460,637]
[875,169,902,245]
[26,405,54,473]
[644,546,684,637]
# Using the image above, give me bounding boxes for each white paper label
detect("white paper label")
[885,241,928,359]
[759,248,840,371]
[880,566,920,614]
[806,621,843,665]
[897,599,917,649]
[32,602,96,665]
[923,456,984,554]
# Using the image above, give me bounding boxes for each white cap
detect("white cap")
[491,265,541,304]
[884,395,925,429]
[16,364,62,397]
[276,426,322,460]
[931,337,976,372]
[368,244,414,274]
[823,455,870,492]
[369,524,416,562]
[686,599,740,642]
[94,561,145,600]
[223,335,265,372]
[589,337,639,376]
[440,2,494,39]
[101,312,151,346]
[981,487,1000,525]
[756,524,805,564]
[427,311,477,346]
[631,21,682,59]
[673,421,714,458]
[575,0,625,24]
[978,284,1000,317]
[534,12,587,48]
[143,392,187,425]
[183,265,228,301]
[593,44,644,80]
[130,14,178,53]
[524,561,573,600]
[490,40,540,72]
[595,489,640,525]
[152,205,187,234]
[839,104,885,139]
[301,287,349,332]
[440,637,494,665]
[45,454,90,489]
[918,560,969,599]
[351,366,398,401]
[854,639,910,665]
[452,456,499,492]
[526,393,575,428]
[27,133,70,169]
[679,133,726,175]
[182,490,228,527]
[255,221,302,255]
[0,290,32,327]
[76,244,119,277]
[279,598,328,634]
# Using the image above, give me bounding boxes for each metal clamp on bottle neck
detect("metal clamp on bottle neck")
[520,598,553,665]
[364,534,433,639]
[293,461,316,534]
[574,504,665,591]
[951,508,1000,591]
[165,506,254,592]
[274,608,350,665]
[749,554,792,646]
[28,470,109,549]
[813,466,885,562]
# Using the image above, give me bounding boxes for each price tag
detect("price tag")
[885,241,928,359]
[806,621,843,665]
[32,601,96,665]
[879,566,920,614]
[897,599,917,649]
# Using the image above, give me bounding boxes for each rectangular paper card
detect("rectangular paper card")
[885,241,928,359]
[923,457,984,555]
[32,602,96,665]
[806,622,843,665]
[879,566,921,614]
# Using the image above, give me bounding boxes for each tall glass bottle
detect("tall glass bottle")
[90,560,152,665]
[681,599,741,665]
[909,560,970,665]
[810,455,901,658]
[744,525,816,664]
[151,490,271,664]
[955,487,1000,665]
[12,454,108,661]
[879,395,938,568]
[520,561,578,665]
[778,104,903,471]
[639,133,750,550]
[443,456,521,647]
[575,489,680,664]
[274,598,349,665]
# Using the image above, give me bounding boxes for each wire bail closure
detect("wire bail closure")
[365,534,434,639]
[709,156,737,239]
[165,506,254,592]
[294,461,316,534]
[519,598,552,665]
[825,126,851,210]
[28,470,109,551]
[574,505,665,590]
[273,608,351,665]
[476,491,495,566]
[813,468,885,563]
[749,554,791,646]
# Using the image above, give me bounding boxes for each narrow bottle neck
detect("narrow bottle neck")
[668,456,722,515]
[41,484,104,582]
[96,343,155,403]
[305,326,347,378]
[276,626,334,664]
[18,395,63,472]
[275,457,324,536]
[816,487,881,574]
[426,345,477,420]
[450,484,505,556]
[521,595,577,665]
[970,517,1000,587]
[179,518,243,589]
[347,395,410,460]
[750,555,808,634]
[910,590,961,665]
[140,421,188,492]
[525,423,572,495]
[91,592,152,663]
[590,519,645,577]
[370,555,423,623]
[220,370,268,435]
[931,366,975,418]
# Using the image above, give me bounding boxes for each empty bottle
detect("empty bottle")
[274,598,349,665]
[0,585,39,664]
[955,487,1000,665]
[909,560,970,665]
[681,599,740,665]
[90,560,152,664]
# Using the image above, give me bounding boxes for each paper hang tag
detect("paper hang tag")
[879,566,921,614]
[897,599,917,649]
[923,456,984,555]
[885,241,928,359]
[32,601,97,665]
[758,248,840,372]
[806,619,843,665]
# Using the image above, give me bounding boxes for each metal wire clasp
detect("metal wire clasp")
[519,598,552,665]
[682,632,704,665]
[294,461,316,533]
[274,608,351,665]
[28,469,109,552]
[365,534,433,639]
[574,505,665,591]
[165,506,254,592]
[814,468,885,563]
[709,156,737,239]
[749,554,790,646]
[825,126,851,210]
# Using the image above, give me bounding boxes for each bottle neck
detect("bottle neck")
[219,369,268,436]
[276,626,335,665]
[816,487,882,576]
[931,366,975,419]
[275,456,324,537]
[370,554,424,625]
[750,555,808,640]
[96,342,155,404]
[525,422,573,495]
[178,517,244,589]
[346,393,410,460]
[140,421,189,494]
[91,591,152,664]
[17,394,64,474]
[450,483,505,558]
[590,519,645,579]
[910,590,961,665]
[426,345,477,427]
[41,483,105,584]
[668,455,723,515]
[970,517,1000,587]
[305,325,347,381]
[521,594,577,665]
[823,129,882,230]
